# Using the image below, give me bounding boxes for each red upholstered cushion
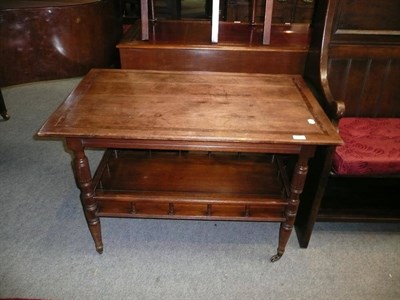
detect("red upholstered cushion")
[332,118,400,175]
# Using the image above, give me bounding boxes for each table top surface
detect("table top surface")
[37,69,342,146]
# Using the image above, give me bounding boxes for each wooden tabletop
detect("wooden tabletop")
[37,69,342,146]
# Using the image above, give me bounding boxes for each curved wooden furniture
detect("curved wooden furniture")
[0,0,122,87]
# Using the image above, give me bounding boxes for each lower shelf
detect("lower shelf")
[93,149,289,221]
[317,176,400,222]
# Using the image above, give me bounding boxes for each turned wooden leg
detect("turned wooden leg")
[66,138,103,253]
[271,146,315,262]
[0,89,10,120]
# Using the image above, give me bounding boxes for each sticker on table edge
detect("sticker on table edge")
[292,135,307,140]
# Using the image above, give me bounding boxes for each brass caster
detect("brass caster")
[96,245,104,254]
[270,253,282,262]
[1,111,10,120]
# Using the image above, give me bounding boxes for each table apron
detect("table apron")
[79,138,303,154]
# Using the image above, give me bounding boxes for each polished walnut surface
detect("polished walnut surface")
[37,69,341,146]
[37,69,341,260]
[0,0,121,87]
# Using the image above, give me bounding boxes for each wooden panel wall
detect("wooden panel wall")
[328,54,400,117]
[325,0,400,118]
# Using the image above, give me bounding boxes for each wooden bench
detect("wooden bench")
[295,0,400,247]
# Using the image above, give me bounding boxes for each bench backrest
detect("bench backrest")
[304,0,400,119]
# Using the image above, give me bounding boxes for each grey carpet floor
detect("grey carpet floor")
[1,78,399,300]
